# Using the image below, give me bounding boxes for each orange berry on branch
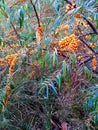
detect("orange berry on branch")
[36,25,44,45]
[6,86,11,96]
[75,14,82,19]
[92,55,97,70]
[29,70,35,79]
[89,43,96,48]
[85,35,90,39]
[86,51,92,55]
[83,20,89,27]
[51,31,55,37]
[77,55,83,61]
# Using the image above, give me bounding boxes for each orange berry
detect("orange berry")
[19,28,22,32]
[78,56,83,60]
[89,43,96,48]
[92,56,97,70]
[86,51,92,55]
[93,55,96,58]
[59,34,81,52]
[84,20,89,27]
[51,31,55,37]
[41,51,45,56]
[85,35,90,39]
[29,70,35,79]
[75,14,82,18]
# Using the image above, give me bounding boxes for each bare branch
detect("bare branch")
[64,0,72,5]
[82,15,98,34]
[78,32,97,38]
[10,21,22,45]
[30,0,40,27]
[79,38,96,53]
[78,51,98,66]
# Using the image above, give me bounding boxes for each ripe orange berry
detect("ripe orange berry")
[59,34,81,52]
[83,20,89,27]
[78,56,83,60]
[89,43,96,48]
[51,31,55,37]
[86,51,92,55]
[92,55,97,70]
[29,70,35,79]
[85,35,90,39]
[75,14,82,18]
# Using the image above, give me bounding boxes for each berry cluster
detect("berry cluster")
[59,34,81,52]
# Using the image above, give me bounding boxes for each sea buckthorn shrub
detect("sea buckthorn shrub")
[0,0,98,130]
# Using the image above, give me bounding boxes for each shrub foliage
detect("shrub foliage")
[0,0,98,129]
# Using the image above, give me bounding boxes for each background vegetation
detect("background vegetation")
[0,0,98,129]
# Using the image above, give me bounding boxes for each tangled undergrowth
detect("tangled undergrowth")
[0,0,98,130]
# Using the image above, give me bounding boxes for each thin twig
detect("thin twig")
[12,68,21,77]
[30,0,40,27]
[25,62,40,70]
[65,0,72,5]
[10,21,22,45]
[79,38,96,53]
[4,41,17,53]
[10,21,20,39]
[78,32,97,38]
[78,51,98,66]
[82,15,98,34]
